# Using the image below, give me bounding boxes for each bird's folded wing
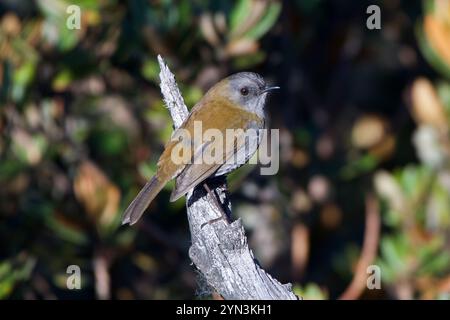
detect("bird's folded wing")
[170,129,248,201]
[169,139,220,201]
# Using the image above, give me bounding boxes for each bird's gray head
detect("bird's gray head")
[226,72,279,117]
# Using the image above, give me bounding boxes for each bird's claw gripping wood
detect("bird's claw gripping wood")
[200,182,230,229]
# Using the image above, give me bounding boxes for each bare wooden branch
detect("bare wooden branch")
[158,55,189,128]
[157,55,298,300]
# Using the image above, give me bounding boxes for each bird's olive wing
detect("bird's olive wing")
[169,140,221,202]
[169,124,257,201]
[169,97,262,201]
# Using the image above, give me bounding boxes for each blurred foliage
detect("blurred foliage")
[0,0,450,300]
[293,283,328,300]
[371,0,450,299]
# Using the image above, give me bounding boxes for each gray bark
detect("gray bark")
[157,55,298,300]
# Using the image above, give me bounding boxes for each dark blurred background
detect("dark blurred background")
[1,0,450,299]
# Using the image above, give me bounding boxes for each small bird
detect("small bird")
[122,72,279,225]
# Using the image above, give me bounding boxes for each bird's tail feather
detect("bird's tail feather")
[122,175,165,225]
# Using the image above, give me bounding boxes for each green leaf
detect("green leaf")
[293,283,328,300]
[0,159,25,181]
[0,262,12,280]
[232,51,266,68]
[384,208,402,227]
[422,0,436,14]
[437,82,450,113]
[138,161,157,180]
[419,252,450,275]
[46,216,89,245]
[230,0,252,33]
[398,165,431,199]
[182,85,203,107]
[0,279,14,299]
[13,61,36,86]
[141,58,160,83]
[52,69,74,91]
[380,235,408,275]
[244,2,281,40]
[375,260,395,283]
[12,60,36,102]
[416,20,450,80]
[340,153,378,180]
[91,128,128,156]
[0,257,36,299]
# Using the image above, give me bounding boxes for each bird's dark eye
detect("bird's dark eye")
[240,87,249,96]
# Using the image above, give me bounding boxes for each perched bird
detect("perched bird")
[122,72,279,225]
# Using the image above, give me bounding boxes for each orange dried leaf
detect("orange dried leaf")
[74,161,121,227]
[351,115,387,149]
[424,14,450,68]
[291,223,310,278]
[225,38,259,57]
[411,77,448,129]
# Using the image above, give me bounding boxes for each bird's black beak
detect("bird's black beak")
[262,86,280,94]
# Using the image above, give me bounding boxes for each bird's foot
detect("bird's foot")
[200,182,230,228]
